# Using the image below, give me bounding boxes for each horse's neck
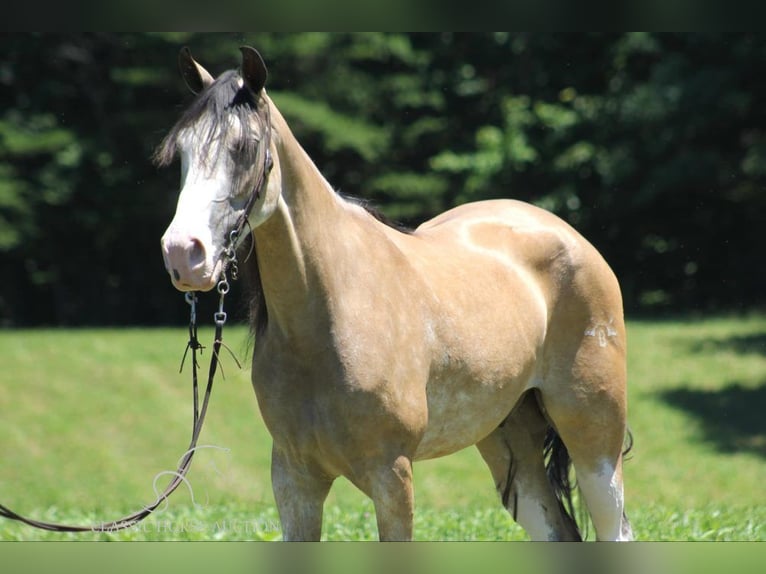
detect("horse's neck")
[252,103,370,338]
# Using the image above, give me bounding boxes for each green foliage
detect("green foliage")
[270,91,390,162]
[2,33,766,325]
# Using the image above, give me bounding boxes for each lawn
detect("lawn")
[0,315,764,541]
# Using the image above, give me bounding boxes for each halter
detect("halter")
[224,94,273,275]
[0,93,274,535]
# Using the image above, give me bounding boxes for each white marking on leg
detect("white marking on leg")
[512,481,557,541]
[577,459,628,541]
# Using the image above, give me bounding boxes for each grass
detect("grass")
[0,316,765,541]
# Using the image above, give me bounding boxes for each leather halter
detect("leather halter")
[225,95,274,265]
[0,94,274,535]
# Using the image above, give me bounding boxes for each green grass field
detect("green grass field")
[0,316,764,541]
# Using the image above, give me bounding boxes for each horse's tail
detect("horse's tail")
[543,427,583,540]
[543,426,634,541]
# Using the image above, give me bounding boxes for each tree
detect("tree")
[2,33,765,325]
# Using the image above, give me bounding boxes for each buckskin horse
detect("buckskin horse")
[157,46,633,541]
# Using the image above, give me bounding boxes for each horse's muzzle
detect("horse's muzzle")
[160,230,218,292]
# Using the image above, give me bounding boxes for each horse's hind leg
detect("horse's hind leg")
[476,392,581,541]
[539,340,633,541]
[575,448,633,541]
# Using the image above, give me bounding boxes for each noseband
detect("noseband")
[0,94,274,535]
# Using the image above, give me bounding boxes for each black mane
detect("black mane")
[342,194,413,234]
[153,70,261,169]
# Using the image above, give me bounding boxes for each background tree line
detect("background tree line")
[1,33,765,326]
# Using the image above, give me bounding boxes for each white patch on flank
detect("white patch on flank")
[584,317,618,348]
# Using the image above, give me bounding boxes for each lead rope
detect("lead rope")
[0,270,235,533]
[0,96,272,535]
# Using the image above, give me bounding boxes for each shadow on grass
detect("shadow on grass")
[685,332,766,356]
[659,383,766,458]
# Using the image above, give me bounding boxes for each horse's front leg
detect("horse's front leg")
[365,455,415,541]
[271,445,333,541]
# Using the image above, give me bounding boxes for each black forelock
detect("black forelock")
[153,69,260,168]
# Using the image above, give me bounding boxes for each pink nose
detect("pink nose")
[161,233,208,290]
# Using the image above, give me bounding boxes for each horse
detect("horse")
[156,46,633,541]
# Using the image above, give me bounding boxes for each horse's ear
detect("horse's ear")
[178,46,214,95]
[240,46,268,94]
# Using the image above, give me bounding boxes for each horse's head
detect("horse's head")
[156,47,277,292]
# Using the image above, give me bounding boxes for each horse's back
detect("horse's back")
[417,199,592,258]
[417,198,553,231]
[414,199,621,313]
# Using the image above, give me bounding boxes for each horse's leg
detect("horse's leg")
[575,453,633,541]
[476,392,581,541]
[539,347,632,541]
[358,455,415,541]
[271,445,333,541]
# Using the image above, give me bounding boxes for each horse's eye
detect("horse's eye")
[229,138,257,163]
